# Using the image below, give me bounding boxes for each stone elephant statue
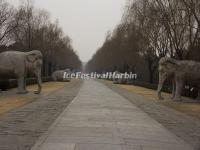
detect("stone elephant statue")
[157,57,200,101]
[112,71,128,84]
[157,57,176,100]
[0,50,43,94]
[52,69,71,82]
[112,71,121,81]
[112,71,122,84]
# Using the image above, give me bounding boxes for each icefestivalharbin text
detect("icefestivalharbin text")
[63,72,137,80]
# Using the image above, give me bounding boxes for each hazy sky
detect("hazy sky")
[8,0,126,62]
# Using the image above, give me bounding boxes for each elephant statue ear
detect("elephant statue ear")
[166,58,177,65]
[26,53,36,62]
[160,57,177,65]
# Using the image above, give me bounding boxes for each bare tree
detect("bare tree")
[86,0,200,84]
[6,0,81,76]
[0,0,18,46]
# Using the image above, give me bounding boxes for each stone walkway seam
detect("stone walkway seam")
[31,83,83,150]
[31,79,195,150]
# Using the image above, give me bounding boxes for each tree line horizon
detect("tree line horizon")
[1,0,200,85]
[86,0,200,84]
[0,0,82,76]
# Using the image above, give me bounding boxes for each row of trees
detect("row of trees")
[86,0,200,83]
[0,0,81,76]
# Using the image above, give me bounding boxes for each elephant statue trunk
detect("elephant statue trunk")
[34,67,42,94]
[157,57,176,100]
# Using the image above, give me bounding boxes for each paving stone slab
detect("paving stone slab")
[31,80,194,150]
[75,144,142,150]
[0,80,82,150]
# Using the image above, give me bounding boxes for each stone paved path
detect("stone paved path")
[0,80,82,150]
[31,80,194,150]
[101,80,200,150]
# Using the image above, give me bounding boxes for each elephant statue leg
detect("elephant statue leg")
[195,87,200,100]
[17,76,28,94]
[23,78,28,93]
[174,78,184,101]
[157,72,167,100]
[34,70,42,94]
[171,78,176,100]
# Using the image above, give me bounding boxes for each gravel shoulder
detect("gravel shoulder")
[0,79,83,150]
[100,80,200,150]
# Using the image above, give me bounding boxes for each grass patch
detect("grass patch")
[0,95,36,115]
[163,101,200,120]
[27,81,67,92]
[0,81,70,115]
